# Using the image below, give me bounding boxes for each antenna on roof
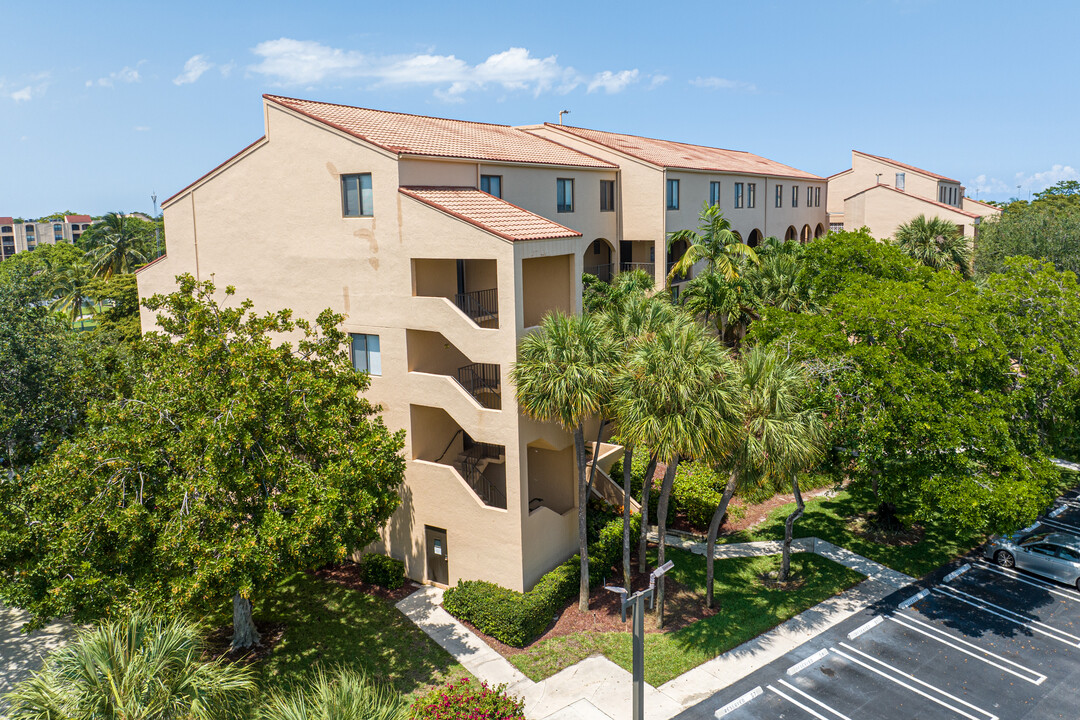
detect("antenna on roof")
[875,173,882,185]
[559,109,570,125]
[151,191,161,260]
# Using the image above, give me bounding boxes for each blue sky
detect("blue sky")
[2,0,1076,217]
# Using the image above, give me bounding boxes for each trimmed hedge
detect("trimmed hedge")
[671,463,726,530]
[443,514,641,647]
[358,553,404,589]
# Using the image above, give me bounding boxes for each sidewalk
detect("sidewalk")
[395,534,912,720]
[0,605,72,700]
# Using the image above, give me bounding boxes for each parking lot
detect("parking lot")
[676,490,1080,720]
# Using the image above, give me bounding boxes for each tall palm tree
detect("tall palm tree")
[667,203,759,283]
[681,272,759,345]
[260,667,406,720]
[46,258,94,324]
[84,211,149,279]
[4,609,254,720]
[611,317,740,626]
[750,251,822,314]
[512,311,616,611]
[600,292,676,590]
[893,214,973,278]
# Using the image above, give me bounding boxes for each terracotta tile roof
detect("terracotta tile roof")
[265,95,615,169]
[0,218,13,225]
[135,254,168,274]
[963,197,1003,214]
[853,151,958,183]
[846,184,981,219]
[541,124,822,180]
[65,215,92,223]
[399,187,582,241]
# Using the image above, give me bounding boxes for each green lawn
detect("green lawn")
[236,572,466,701]
[722,486,987,578]
[509,547,865,686]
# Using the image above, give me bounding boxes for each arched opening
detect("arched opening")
[667,237,689,280]
[747,229,762,248]
[785,225,798,242]
[814,223,825,239]
[584,238,614,283]
[800,225,812,244]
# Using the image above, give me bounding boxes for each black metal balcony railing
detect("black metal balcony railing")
[585,263,614,283]
[619,261,655,276]
[456,363,501,409]
[457,442,506,509]
[454,288,498,324]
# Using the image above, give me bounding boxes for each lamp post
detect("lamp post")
[606,560,674,720]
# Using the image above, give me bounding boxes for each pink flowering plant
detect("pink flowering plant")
[412,677,525,719]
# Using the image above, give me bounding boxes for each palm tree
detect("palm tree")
[84,211,149,279]
[600,292,676,590]
[893,214,973,278]
[681,272,759,345]
[46,258,94,324]
[611,317,740,626]
[4,609,254,720]
[667,202,759,283]
[512,311,616,611]
[750,251,822,314]
[260,667,406,720]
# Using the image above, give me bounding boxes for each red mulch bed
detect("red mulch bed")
[312,561,419,603]
[461,545,716,657]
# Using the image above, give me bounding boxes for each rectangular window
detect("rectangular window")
[830,222,843,233]
[747,183,756,209]
[709,181,721,207]
[600,180,615,211]
[792,185,799,208]
[807,186,813,206]
[815,187,821,207]
[775,185,783,208]
[666,178,680,210]
[734,182,744,208]
[480,175,502,198]
[350,333,382,375]
[895,172,905,191]
[939,186,946,203]
[557,178,574,212]
[341,173,374,217]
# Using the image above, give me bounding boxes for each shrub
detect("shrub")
[671,463,726,531]
[359,553,405,589]
[412,677,524,719]
[260,667,406,720]
[443,514,639,647]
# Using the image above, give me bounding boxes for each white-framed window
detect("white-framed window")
[557,178,574,212]
[747,183,756,209]
[734,182,744,208]
[792,185,799,208]
[709,181,721,207]
[342,173,374,217]
[830,222,844,233]
[666,178,680,210]
[600,180,615,211]
[895,173,905,191]
[775,185,783,208]
[480,175,502,198]
[815,187,821,207]
[350,333,382,375]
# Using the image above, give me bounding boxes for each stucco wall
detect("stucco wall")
[844,185,978,240]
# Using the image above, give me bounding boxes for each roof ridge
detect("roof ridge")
[853,150,958,183]
[546,122,753,156]
[265,94,517,130]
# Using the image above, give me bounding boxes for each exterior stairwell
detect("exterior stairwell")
[452,442,507,509]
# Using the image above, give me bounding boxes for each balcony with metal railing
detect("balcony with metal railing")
[413,258,499,329]
[410,404,507,510]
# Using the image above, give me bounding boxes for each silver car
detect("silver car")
[985,530,1080,589]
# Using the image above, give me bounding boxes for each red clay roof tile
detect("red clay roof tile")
[399,187,582,241]
[854,151,959,183]
[64,215,92,223]
[846,184,981,218]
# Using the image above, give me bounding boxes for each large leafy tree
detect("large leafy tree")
[5,609,254,720]
[975,200,1080,277]
[612,317,739,626]
[46,257,94,323]
[81,211,150,279]
[512,311,616,611]
[667,202,758,283]
[893,214,973,278]
[0,276,406,648]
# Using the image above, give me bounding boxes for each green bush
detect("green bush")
[671,463,726,531]
[412,676,524,719]
[443,514,640,647]
[358,553,404,589]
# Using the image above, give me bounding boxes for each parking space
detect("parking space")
[675,492,1080,720]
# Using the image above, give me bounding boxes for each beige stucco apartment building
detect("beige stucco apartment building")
[0,214,92,260]
[137,95,826,592]
[827,150,1001,240]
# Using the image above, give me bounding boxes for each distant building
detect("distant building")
[0,214,93,261]
[826,151,1000,240]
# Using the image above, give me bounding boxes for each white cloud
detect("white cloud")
[588,69,639,94]
[10,86,34,102]
[648,74,669,89]
[219,62,235,78]
[967,165,1080,200]
[6,71,49,102]
[248,39,637,99]
[174,54,213,85]
[689,76,757,92]
[1016,164,1079,193]
[92,64,142,87]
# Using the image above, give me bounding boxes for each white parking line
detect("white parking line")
[1039,517,1080,534]
[933,586,1080,647]
[833,643,998,720]
[767,684,836,720]
[973,559,1080,602]
[777,679,855,720]
[1054,498,1080,509]
[890,614,1047,685]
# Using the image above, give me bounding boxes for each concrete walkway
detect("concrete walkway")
[396,534,913,720]
[0,605,72,700]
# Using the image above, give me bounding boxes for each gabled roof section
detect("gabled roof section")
[65,215,92,223]
[540,123,821,180]
[399,187,582,242]
[853,151,958,183]
[0,217,13,225]
[162,136,268,206]
[846,183,980,218]
[266,95,615,169]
